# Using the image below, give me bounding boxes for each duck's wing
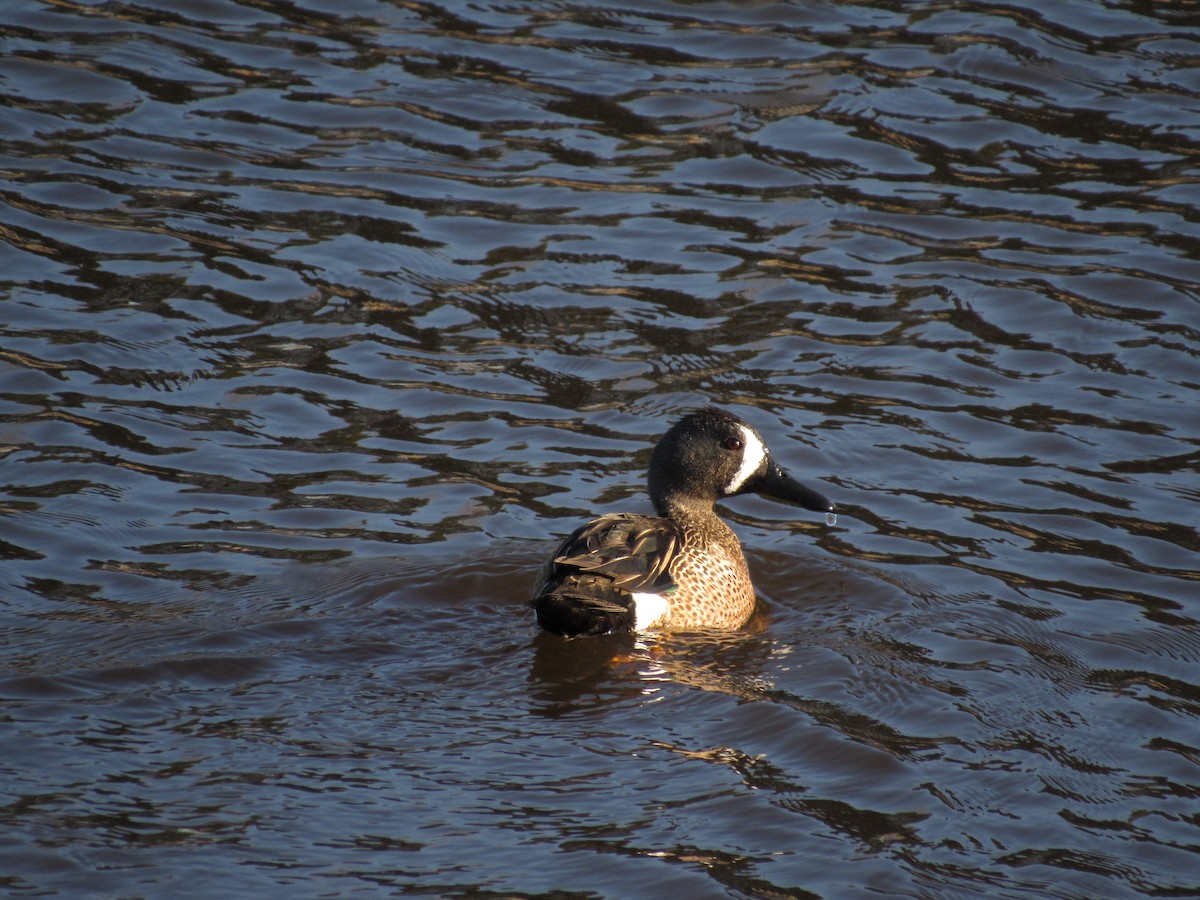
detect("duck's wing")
[531,513,681,636]
[553,513,680,592]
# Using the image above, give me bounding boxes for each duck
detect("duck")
[531,406,833,636]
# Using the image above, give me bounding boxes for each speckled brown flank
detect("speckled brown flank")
[652,498,756,630]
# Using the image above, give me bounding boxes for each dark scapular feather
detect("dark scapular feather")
[531,513,680,636]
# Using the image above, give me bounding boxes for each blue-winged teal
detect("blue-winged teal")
[532,407,834,636]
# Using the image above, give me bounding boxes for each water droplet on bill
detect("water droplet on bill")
[825,511,837,527]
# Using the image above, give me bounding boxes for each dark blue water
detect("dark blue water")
[2,1,1199,896]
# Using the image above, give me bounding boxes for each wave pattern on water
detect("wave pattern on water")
[2,1,1199,897]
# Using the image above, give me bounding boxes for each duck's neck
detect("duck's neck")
[656,494,721,525]
[657,494,743,555]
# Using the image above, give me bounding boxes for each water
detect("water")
[2,0,1198,896]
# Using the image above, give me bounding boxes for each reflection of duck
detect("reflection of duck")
[532,407,833,636]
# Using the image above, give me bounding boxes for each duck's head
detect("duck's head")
[647,406,833,516]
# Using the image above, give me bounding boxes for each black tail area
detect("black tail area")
[531,576,636,637]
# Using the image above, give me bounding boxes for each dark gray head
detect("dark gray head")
[646,407,833,516]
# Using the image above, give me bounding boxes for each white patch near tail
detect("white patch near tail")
[725,424,766,494]
[632,592,670,631]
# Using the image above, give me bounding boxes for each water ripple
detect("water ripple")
[2,0,1199,896]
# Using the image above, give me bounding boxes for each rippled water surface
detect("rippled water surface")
[3,1,1199,896]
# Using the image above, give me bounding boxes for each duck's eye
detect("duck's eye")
[723,436,743,451]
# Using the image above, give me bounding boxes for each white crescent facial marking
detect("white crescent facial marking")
[726,424,766,495]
